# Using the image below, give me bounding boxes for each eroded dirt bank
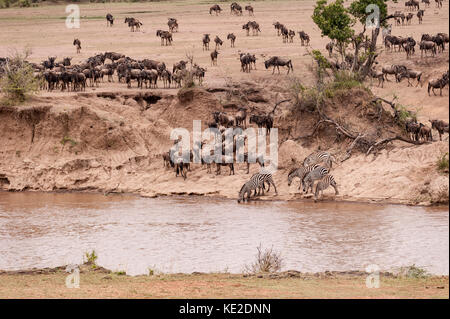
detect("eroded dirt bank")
[0,81,448,205]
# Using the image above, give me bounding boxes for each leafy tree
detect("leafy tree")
[312,0,355,61]
[349,0,389,28]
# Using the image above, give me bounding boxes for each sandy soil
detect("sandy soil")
[0,0,448,205]
[0,263,448,298]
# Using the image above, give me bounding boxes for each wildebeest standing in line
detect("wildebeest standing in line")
[264,56,293,74]
[288,30,295,43]
[203,34,210,50]
[106,13,114,27]
[430,120,449,141]
[298,31,310,46]
[245,5,254,15]
[210,4,222,15]
[421,0,430,7]
[156,30,173,46]
[210,49,219,66]
[73,39,81,54]
[214,36,223,50]
[419,40,437,57]
[227,33,236,47]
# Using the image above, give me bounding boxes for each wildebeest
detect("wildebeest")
[210,4,222,15]
[405,0,420,10]
[406,12,414,24]
[435,0,442,8]
[73,39,81,54]
[430,120,449,141]
[326,42,334,57]
[419,40,437,57]
[264,56,293,74]
[106,13,114,27]
[156,30,173,46]
[235,107,247,128]
[298,31,310,46]
[210,49,219,66]
[227,33,236,47]
[418,123,432,141]
[288,30,295,43]
[124,17,142,32]
[428,71,449,96]
[104,52,125,62]
[172,60,187,74]
[202,34,210,50]
[417,9,424,24]
[240,53,256,73]
[421,0,430,7]
[214,36,223,49]
[249,114,273,132]
[245,5,254,16]
[168,18,178,33]
[243,21,260,36]
[213,111,235,127]
[230,2,243,15]
[369,68,385,88]
[396,69,422,87]
[405,120,421,141]
[381,64,407,81]
[273,22,284,36]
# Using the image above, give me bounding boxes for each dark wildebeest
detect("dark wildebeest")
[168,18,178,33]
[245,5,254,16]
[73,39,81,54]
[210,49,219,66]
[421,0,430,7]
[430,120,449,141]
[288,30,295,43]
[106,13,114,27]
[173,60,187,74]
[156,30,173,46]
[405,120,421,141]
[124,17,142,32]
[264,56,293,74]
[235,107,247,128]
[273,22,284,36]
[227,33,236,47]
[396,69,422,87]
[326,42,334,57]
[419,40,437,57]
[369,68,385,88]
[381,64,407,81]
[230,2,243,15]
[214,36,223,49]
[298,31,310,46]
[417,9,424,24]
[210,4,222,15]
[428,71,449,96]
[202,34,210,50]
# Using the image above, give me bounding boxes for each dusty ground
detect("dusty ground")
[0,263,448,298]
[0,0,449,205]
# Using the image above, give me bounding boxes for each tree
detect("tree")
[312,0,355,62]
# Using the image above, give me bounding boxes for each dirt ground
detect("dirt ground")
[0,263,448,298]
[0,0,449,205]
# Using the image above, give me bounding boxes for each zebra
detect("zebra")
[287,164,320,190]
[302,166,329,194]
[237,172,278,203]
[314,175,339,201]
[303,151,335,168]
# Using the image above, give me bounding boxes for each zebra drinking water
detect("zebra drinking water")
[237,172,278,203]
[314,175,339,201]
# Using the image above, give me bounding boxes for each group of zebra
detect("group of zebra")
[238,151,339,203]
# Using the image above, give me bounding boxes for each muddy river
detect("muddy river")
[0,192,448,275]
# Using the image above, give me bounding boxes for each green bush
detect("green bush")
[0,49,40,104]
[437,152,449,173]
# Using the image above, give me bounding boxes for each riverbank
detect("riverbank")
[0,263,448,299]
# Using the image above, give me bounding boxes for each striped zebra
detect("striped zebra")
[314,175,339,200]
[303,151,336,168]
[287,164,320,190]
[302,166,329,194]
[237,172,278,203]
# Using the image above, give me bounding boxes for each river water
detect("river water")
[0,192,448,275]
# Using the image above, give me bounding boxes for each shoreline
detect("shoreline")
[1,188,449,208]
[0,263,448,299]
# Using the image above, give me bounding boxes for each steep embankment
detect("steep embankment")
[0,82,448,205]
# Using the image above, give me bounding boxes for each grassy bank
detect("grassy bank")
[0,264,448,298]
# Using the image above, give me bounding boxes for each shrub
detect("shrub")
[437,152,449,173]
[0,49,40,104]
[398,264,429,279]
[244,244,283,274]
[84,250,98,268]
[329,70,362,91]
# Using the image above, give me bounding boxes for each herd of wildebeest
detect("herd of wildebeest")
[0,1,449,202]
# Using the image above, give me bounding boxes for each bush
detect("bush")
[398,264,429,279]
[244,244,283,274]
[329,70,362,91]
[0,49,40,104]
[437,152,449,173]
[84,250,98,268]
